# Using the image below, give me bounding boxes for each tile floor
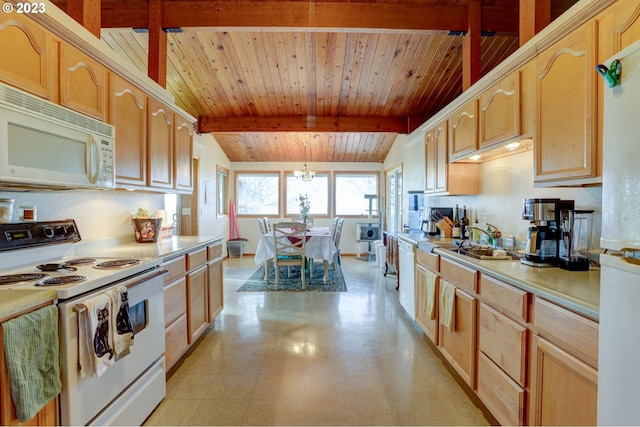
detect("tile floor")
[144,256,493,426]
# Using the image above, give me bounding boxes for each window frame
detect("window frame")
[216,165,230,218]
[234,170,282,217]
[333,171,381,218]
[283,171,331,218]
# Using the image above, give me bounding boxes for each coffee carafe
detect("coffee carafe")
[558,209,594,271]
[521,198,574,267]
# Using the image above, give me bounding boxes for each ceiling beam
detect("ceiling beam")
[66,0,101,37]
[519,0,551,46]
[52,1,520,33]
[198,116,410,134]
[147,0,167,87]
[463,0,482,90]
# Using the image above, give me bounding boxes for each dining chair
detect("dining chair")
[273,222,307,288]
[332,217,345,273]
[263,217,272,233]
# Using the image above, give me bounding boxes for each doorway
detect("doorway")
[178,157,200,236]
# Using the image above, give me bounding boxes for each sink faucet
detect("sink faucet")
[466,224,502,246]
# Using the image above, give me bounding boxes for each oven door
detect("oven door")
[57,268,166,426]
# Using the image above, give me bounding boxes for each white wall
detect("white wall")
[194,133,231,245]
[230,161,384,255]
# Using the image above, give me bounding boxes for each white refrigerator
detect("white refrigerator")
[597,39,640,426]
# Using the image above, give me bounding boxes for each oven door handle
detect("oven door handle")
[73,269,167,313]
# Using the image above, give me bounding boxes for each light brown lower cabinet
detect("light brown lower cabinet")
[438,287,477,388]
[0,302,59,426]
[528,335,598,426]
[477,352,526,426]
[415,250,439,344]
[187,265,208,343]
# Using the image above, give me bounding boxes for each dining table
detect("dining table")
[254,226,338,283]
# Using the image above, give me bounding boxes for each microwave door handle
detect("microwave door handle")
[88,134,103,184]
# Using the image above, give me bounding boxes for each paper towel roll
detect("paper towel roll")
[154,210,168,226]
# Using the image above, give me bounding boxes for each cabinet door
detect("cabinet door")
[164,277,187,327]
[109,74,147,188]
[425,128,436,193]
[59,43,107,121]
[0,13,54,100]
[479,71,521,148]
[147,98,174,189]
[449,99,478,161]
[187,265,208,343]
[415,263,438,345]
[611,0,640,53]
[433,120,448,193]
[477,352,526,427]
[165,313,188,370]
[529,335,598,426]
[438,287,477,388]
[207,258,223,321]
[174,113,194,193]
[534,22,598,183]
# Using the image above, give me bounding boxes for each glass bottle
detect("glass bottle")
[461,205,469,239]
[452,204,461,238]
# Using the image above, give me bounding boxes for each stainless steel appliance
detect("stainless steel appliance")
[521,198,574,267]
[0,82,116,190]
[423,207,453,236]
[0,220,166,426]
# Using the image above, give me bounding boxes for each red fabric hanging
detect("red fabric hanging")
[229,199,243,240]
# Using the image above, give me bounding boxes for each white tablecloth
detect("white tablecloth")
[254,227,338,265]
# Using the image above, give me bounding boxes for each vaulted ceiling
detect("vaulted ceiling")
[53,0,577,163]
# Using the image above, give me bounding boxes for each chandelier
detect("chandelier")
[294,142,315,181]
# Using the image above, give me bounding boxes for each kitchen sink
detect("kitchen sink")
[447,245,523,261]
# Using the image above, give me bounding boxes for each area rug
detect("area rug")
[237,263,347,292]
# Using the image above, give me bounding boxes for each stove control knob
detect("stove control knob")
[42,226,54,238]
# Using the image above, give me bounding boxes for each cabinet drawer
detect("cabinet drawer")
[187,247,207,271]
[533,297,598,366]
[416,249,439,271]
[477,352,526,426]
[439,258,477,293]
[207,241,223,261]
[164,277,187,326]
[163,255,186,284]
[479,275,528,323]
[479,302,527,386]
[165,313,188,369]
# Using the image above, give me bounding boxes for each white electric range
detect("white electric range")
[0,220,167,426]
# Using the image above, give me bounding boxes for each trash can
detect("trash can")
[227,238,247,257]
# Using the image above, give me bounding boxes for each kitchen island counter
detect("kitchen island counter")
[0,289,57,322]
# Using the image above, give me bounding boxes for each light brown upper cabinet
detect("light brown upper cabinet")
[147,98,174,190]
[609,0,640,53]
[109,73,147,189]
[59,42,107,121]
[534,21,598,184]
[174,113,194,193]
[425,119,479,195]
[479,71,521,149]
[449,99,479,161]
[0,13,55,100]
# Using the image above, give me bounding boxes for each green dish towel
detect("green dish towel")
[2,305,61,422]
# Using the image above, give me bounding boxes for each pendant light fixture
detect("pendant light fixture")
[294,142,315,181]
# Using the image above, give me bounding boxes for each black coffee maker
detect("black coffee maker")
[521,198,574,267]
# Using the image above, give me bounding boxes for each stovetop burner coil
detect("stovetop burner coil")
[0,273,49,285]
[37,275,87,286]
[94,259,141,269]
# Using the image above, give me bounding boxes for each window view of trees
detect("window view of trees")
[335,173,378,216]
[236,173,279,215]
[285,173,329,217]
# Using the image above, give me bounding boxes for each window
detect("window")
[385,167,402,232]
[335,172,379,216]
[216,166,229,217]
[285,173,329,217]
[235,172,280,216]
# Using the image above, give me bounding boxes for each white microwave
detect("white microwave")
[0,82,115,190]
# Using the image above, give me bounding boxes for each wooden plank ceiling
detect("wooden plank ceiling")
[54,0,577,163]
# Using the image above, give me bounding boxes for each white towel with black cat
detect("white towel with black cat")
[109,285,135,358]
[78,292,115,378]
